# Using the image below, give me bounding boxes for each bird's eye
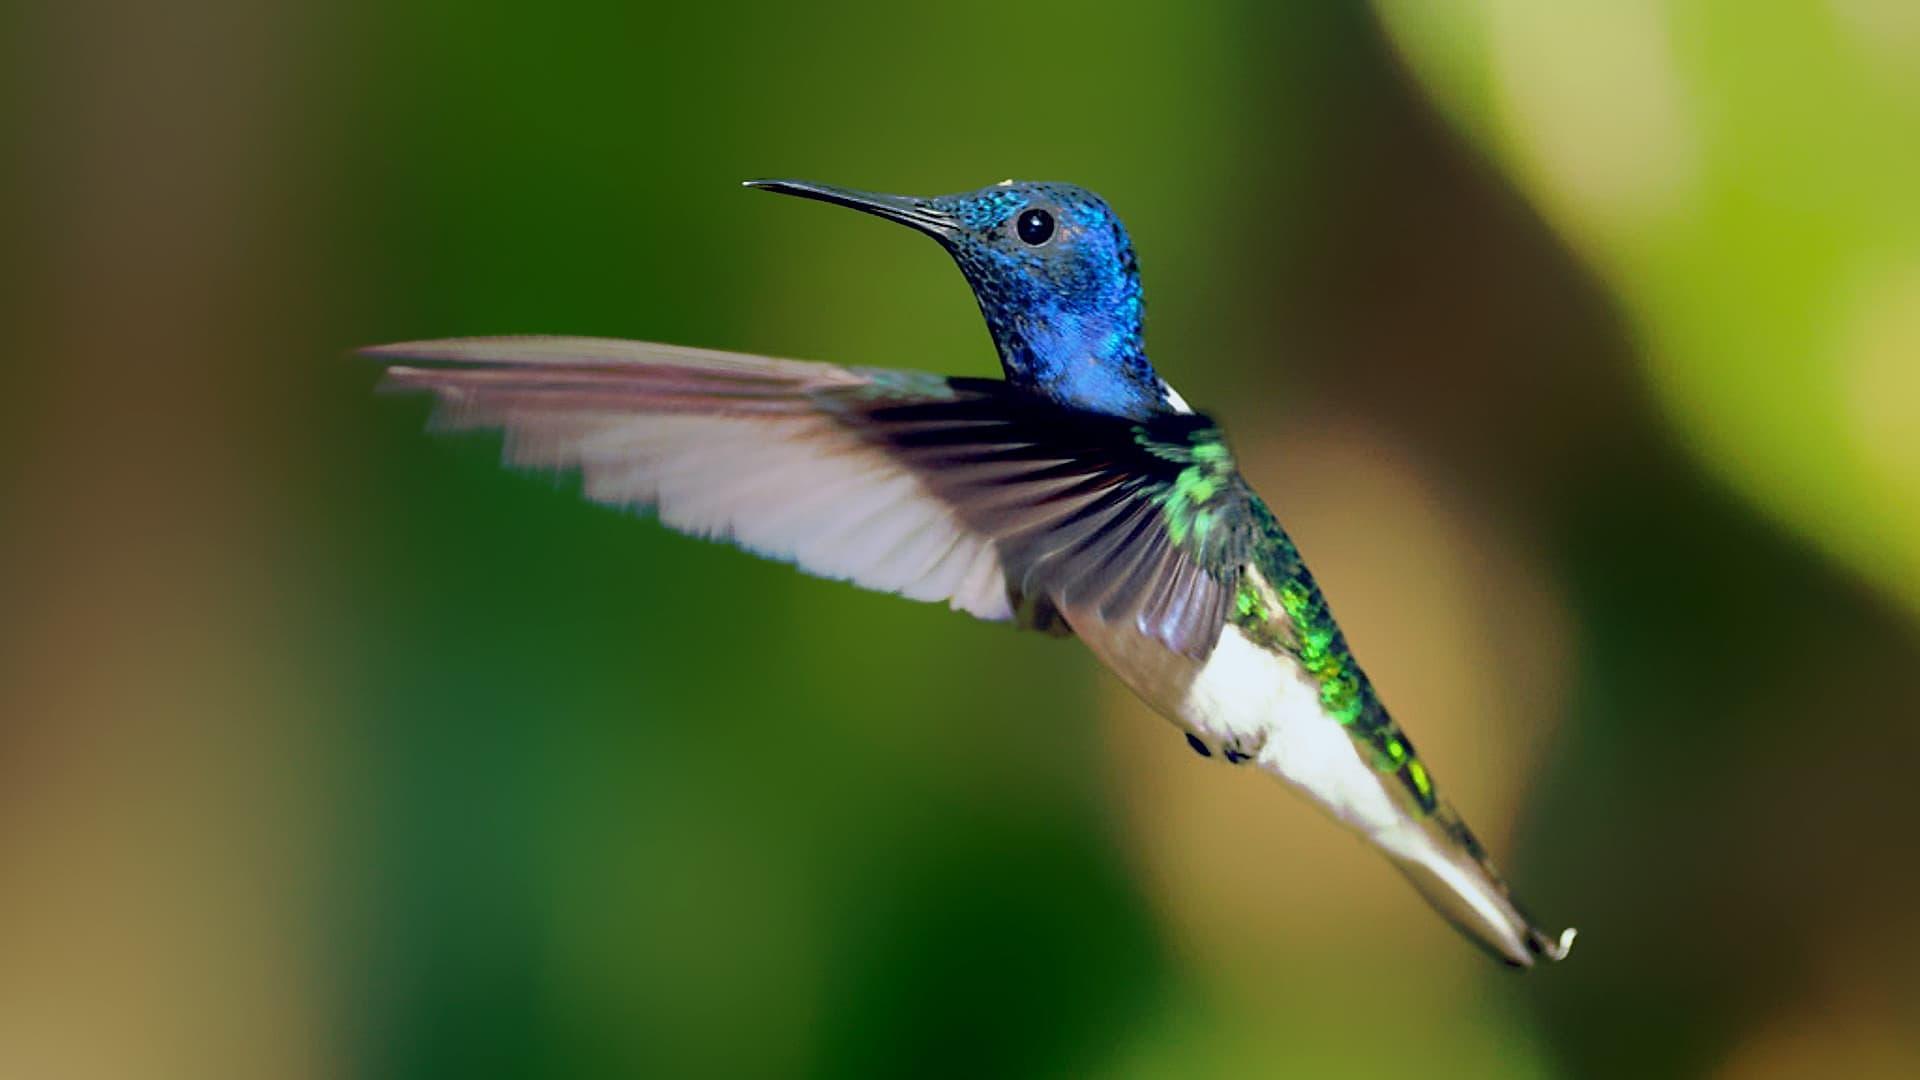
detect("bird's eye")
[1015,207,1055,246]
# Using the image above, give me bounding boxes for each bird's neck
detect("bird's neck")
[991,301,1165,419]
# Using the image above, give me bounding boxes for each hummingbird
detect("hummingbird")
[366,178,1576,968]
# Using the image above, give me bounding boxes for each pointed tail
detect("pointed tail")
[1384,809,1576,969]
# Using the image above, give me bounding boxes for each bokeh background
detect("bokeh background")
[6,1,1919,1076]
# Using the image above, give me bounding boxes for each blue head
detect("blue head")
[748,178,1169,419]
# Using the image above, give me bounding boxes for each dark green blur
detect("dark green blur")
[6,2,1918,1077]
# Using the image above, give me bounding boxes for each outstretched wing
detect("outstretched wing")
[367,336,1252,657]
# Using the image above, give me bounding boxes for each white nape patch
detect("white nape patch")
[1180,626,1402,835]
[1157,379,1194,415]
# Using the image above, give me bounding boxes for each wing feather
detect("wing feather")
[370,336,1251,656]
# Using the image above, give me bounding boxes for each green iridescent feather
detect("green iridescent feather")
[1132,422,1249,573]
[1244,499,1443,810]
[1127,422,1541,953]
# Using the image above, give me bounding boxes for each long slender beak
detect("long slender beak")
[743,179,958,240]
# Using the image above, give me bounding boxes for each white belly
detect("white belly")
[1175,628,1565,962]
[1065,612,1569,967]
[1064,609,1408,840]
[1180,625,1406,837]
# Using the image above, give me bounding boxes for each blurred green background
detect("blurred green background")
[6,1,1919,1077]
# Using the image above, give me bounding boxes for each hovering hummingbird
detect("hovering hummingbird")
[366,178,1576,968]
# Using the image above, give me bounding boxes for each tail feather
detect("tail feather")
[1385,808,1576,969]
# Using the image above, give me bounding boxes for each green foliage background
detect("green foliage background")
[5,2,1917,1077]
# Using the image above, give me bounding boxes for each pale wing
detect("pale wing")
[367,336,1251,654]
[371,336,1015,620]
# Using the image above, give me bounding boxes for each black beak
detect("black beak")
[743,179,959,240]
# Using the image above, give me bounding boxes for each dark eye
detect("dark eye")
[1015,207,1055,245]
